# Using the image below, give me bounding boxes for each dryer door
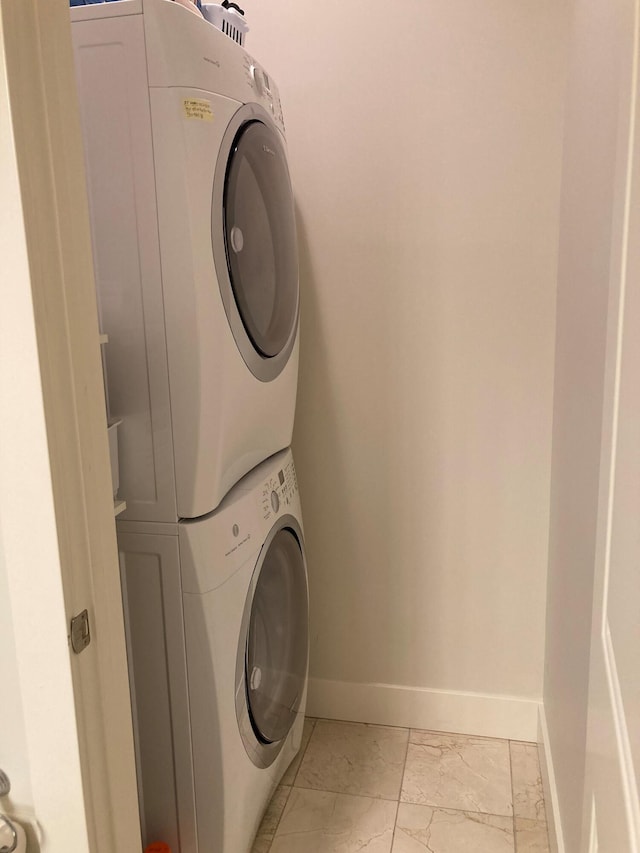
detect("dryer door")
[212,104,299,382]
[236,516,308,768]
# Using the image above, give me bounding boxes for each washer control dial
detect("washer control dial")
[250,64,265,95]
[260,462,298,518]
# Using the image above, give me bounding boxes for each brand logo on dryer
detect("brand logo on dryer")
[224,530,251,557]
[262,144,276,157]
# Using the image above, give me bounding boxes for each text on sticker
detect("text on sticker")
[183,98,214,122]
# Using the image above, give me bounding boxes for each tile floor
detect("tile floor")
[252,718,550,853]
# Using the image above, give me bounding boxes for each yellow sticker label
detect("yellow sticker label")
[183,98,214,122]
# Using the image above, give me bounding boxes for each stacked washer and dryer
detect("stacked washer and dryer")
[71,2,309,850]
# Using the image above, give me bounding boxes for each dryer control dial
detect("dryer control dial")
[270,490,280,513]
[250,64,265,95]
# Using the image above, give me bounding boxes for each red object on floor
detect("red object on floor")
[144,844,171,853]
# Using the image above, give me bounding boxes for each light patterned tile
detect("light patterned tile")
[515,818,550,852]
[281,718,316,786]
[510,742,546,821]
[252,785,292,852]
[270,787,396,853]
[392,802,514,852]
[296,720,409,800]
[401,732,512,816]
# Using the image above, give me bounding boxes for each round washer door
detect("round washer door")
[212,104,299,383]
[236,516,308,768]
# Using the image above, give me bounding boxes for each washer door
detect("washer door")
[212,104,299,383]
[236,516,308,768]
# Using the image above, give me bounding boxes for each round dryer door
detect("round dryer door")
[212,104,299,383]
[236,516,308,768]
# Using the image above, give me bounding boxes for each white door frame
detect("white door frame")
[581,0,640,848]
[0,1,140,850]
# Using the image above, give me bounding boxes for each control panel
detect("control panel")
[243,54,285,131]
[260,457,298,521]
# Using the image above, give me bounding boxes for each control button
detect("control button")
[271,490,280,513]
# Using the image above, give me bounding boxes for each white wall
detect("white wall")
[244,0,569,737]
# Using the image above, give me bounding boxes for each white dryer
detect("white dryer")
[72,0,300,521]
[118,447,309,852]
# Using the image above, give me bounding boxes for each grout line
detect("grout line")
[290,717,316,786]
[315,716,522,746]
[314,717,524,747]
[395,803,517,821]
[292,780,405,802]
[291,781,517,820]
[390,799,401,852]
[391,730,412,849]
[398,726,411,802]
[407,730,515,748]
[509,739,518,853]
[267,784,293,852]
[262,718,318,851]
[313,716,412,734]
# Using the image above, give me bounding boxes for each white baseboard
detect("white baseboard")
[307,677,541,742]
[538,705,565,853]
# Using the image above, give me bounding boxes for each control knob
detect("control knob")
[250,64,265,95]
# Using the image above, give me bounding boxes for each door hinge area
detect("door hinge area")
[70,609,91,654]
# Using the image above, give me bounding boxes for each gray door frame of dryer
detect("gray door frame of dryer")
[235,514,309,769]
[212,103,299,383]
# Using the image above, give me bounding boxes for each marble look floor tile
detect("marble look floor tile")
[392,802,514,853]
[281,719,316,786]
[296,720,409,800]
[510,742,546,822]
[270,787,397,853]
[401,732,512,816]
[514,818,550,852]
[252,785,292,852]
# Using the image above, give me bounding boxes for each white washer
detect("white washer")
[118,447,309,852]
[72,0,300,521]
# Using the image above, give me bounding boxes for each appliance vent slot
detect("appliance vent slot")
[202,4,249,47]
